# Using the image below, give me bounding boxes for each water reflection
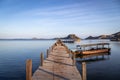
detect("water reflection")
[76,53,111,80]
[76,52,111,63]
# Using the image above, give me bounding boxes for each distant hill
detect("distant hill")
[110,32,120,41]
[85,36,98,39]
[85,35,112,39]
[54,34,81,41]
[111,32,120,38]
[85,31,120,40]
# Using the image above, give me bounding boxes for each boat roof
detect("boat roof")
[77,43,109,47]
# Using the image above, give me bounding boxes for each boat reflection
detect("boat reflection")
[76,52,111,63]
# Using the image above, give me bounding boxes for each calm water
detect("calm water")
[0,40,120,80]
[0,40,55,80]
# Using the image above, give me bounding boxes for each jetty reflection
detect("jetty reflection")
[76,52,111,63]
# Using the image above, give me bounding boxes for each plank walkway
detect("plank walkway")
[32,40,82,80]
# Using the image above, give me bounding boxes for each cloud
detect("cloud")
[13,0,120,25]
[0,0,120,38]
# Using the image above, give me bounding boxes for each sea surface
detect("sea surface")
[0,39,120,80]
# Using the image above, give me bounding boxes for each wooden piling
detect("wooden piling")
[52,46,54,51]
[69,49,71,58]
[71,51,73,59]
[73,53,76,66]
[26,59,32,80]
[40,53,44,66]
[82,62,87,80]
[47,49,49,58]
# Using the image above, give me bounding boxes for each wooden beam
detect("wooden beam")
[47,49,49,58]
[82,62,87,80]
[40,53,44,66]
[26,59,32,80]
[69,49,71,58]
[73,53,76,66]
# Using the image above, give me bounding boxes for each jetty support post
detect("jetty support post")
[69,49,71,58]
[46,49,49,58]
[26,59,32,80]
[40,53,44,66]
[82,62,87,80]
[73,53,76,66]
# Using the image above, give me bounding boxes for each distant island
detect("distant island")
[0,32,120,41]
[54,34,81,42]
[85,31,120,41]
[0,34,81,41]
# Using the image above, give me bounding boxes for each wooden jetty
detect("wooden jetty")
[110,38,120,41]
[26,39,85,80]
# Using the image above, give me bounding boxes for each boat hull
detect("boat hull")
[75,48,110,55]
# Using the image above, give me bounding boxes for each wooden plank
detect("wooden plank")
[32,41,82,80]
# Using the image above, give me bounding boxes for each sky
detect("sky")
[0,0,120,39]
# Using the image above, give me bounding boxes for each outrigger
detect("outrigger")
[75,43,110,55]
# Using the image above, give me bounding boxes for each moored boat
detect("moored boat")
[62,39,75,43]
[75,43,110,55]
[110,38,120,41]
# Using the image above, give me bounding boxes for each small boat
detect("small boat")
[110,38,120,41]
[75,43,110,55]
[62,39,75,43]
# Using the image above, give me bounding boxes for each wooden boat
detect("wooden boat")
[110,38,120,41]
[62,39,75,43]
[75,43,110,55]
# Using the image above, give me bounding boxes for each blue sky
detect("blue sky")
[0,0,120,38]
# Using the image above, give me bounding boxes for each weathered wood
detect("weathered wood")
[32,40,82,80]
[71,51,74,60]
[73,53,76,66]
[46,49,49,58]
[69,49,71,58]
[82,62,87,80]
[40,53,44,66]
[26,59,32,80]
